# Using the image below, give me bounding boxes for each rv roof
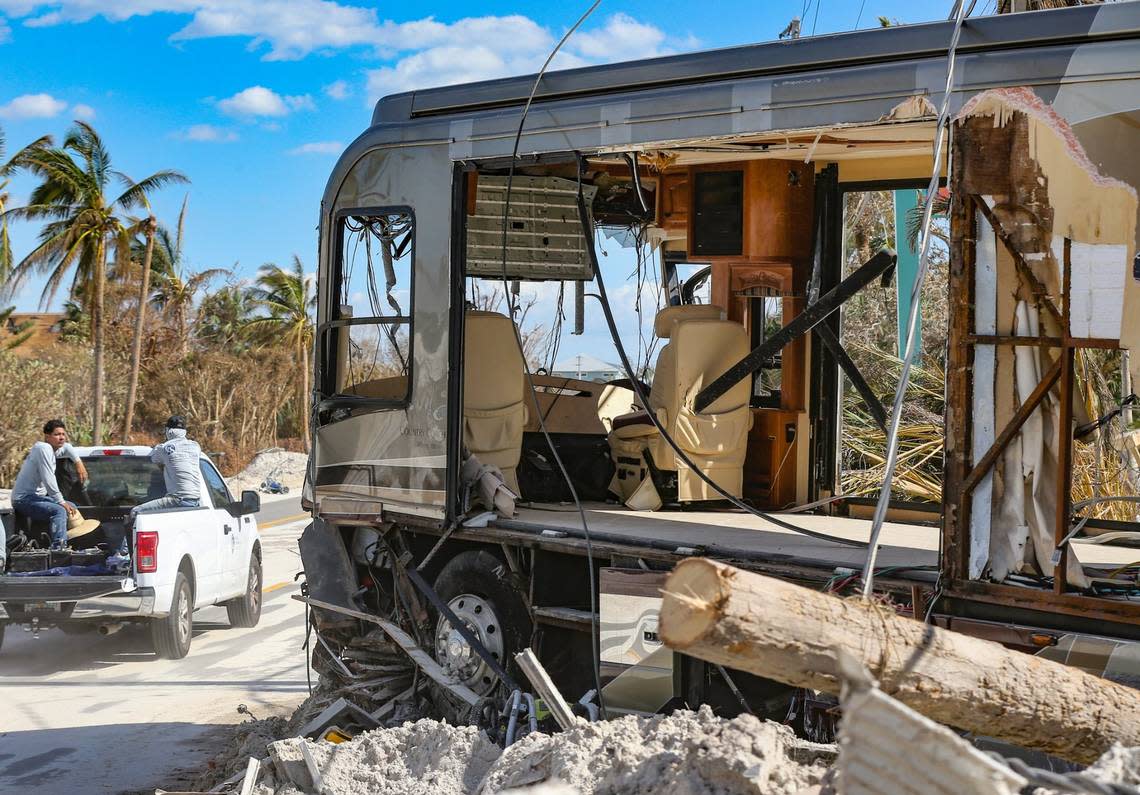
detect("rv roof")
[374,4,1140,125]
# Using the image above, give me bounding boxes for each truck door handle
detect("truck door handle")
[224,525,233,535]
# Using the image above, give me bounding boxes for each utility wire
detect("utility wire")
[861,0,974,599]
[497,0,607,718]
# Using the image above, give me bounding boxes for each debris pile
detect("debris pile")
[206,706,833,795]
[308,627,418,717]
[227,449,309,493]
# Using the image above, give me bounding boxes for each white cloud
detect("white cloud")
[175,123,239,142]
[323,80,349,100]
[364,14,677,102]
[568,13,668,61]
[217,85,313,117]
[0,92,68,119]
[288,141,343,155]
[71,102,96,119]
[0,5,688,107]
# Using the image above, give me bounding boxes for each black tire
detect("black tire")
[432,550,532,697]
[226,555,262,628]
[0,622,5,653]
[151,572,193,659]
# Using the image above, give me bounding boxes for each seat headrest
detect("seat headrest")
[653,305,726,338]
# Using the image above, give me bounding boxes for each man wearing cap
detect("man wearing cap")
[128,416,204,538]
[11,419,80,550]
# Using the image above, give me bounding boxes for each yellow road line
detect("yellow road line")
[258,512,308,530]
[263,580,294,594]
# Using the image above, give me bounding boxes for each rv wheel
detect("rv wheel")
[431,550,531,704]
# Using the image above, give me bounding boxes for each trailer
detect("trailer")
[299,4,1140,722]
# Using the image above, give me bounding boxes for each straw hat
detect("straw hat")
[66,509,101,539]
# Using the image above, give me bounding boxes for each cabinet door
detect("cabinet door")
[658,171,690,232]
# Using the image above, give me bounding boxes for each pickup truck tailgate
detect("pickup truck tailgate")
[0,576,137,602]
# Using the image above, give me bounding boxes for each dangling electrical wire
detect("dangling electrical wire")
[496,0,607,718]
[861,0,975,599]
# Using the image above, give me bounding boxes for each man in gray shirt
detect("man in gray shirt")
[127,416,203,543]
[11,419,79,550]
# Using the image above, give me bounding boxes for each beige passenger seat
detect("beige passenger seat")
[608,305,752,507]
[463,309,528,493]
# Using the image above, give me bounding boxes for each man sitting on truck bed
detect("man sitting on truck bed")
[124,415,203,554]
[11,419,79,550]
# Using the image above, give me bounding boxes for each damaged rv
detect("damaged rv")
[299,4,1140,721]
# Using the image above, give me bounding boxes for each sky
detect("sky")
[0,0,957,358]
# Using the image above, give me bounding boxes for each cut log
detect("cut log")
[658,558,1140,764]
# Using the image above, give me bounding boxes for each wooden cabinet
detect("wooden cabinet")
[744,408,802,509]
[657,171,689,232]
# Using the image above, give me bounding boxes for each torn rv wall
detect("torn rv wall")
[956,88,1138,587]
[958,87,1139,362]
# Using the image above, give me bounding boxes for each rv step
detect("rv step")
[533,605,597,631]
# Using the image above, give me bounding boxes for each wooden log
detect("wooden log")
[659,558,1140,764]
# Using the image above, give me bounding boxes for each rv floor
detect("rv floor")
[498,504,1137,575]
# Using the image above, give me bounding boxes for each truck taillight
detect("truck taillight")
[136,531,159,573]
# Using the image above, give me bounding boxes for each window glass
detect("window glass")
[76,457,164,507]
[331,211,414,402]
[199,461,232,508]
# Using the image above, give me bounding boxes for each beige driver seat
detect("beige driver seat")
[463,310,528,493]
[609,305,752,506]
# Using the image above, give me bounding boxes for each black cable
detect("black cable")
[495,0,607,719]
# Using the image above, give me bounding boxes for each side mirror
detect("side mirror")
[229,490,260,517]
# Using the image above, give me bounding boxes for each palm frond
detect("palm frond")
[112,169,190,210]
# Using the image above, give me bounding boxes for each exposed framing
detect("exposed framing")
[941,118,1140,625]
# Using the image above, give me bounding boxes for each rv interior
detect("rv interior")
[333,106,1140,609]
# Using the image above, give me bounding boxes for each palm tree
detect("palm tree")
[121,212,160,442]
[0,128,52,285]
[197,283,254,353]
[148,206,226,354]
[3,122,187,443]
[247,256,315,450]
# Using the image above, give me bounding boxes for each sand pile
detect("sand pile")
[250,707,834,795]
[1085,744,1140,788]
[480,708,834,795]
[228,449,309,493]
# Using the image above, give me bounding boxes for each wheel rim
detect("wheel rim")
[249,562,261,614]
[176,585,191,646]
[434,593,505,695]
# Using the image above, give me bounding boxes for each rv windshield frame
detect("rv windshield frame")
[319,205,416,413]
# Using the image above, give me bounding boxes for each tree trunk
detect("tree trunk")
[659,558,1140,764]
[300,335,310,452]
[92,237,107,445]
[122,217,156,443]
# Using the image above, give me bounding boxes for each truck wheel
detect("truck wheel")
[226,555,262,628]
[151,572,193,659]
[432,550,532,699]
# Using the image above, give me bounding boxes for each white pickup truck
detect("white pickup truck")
[0,445,263,659]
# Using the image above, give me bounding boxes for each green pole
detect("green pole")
[893,189,922,357]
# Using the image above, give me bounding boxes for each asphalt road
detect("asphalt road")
[0,496,312,795]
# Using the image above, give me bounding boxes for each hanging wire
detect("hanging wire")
[496,0,608,718]
[861,0,975,599]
